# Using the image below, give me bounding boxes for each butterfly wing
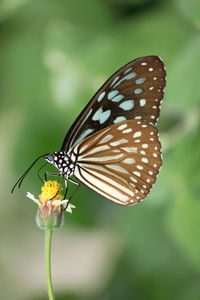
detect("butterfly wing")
[61,56,166,152]
[71,119,162,205]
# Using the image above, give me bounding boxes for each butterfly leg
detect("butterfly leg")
[63,178,69,199]
[68,178,80,201]
[64,178,80,211]
[37,162,48,183]
[44,171,60,182]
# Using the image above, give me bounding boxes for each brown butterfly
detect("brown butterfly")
[12,56,166,206]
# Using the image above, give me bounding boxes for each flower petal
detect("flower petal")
[65,203,76,214]
[26,192,39,205]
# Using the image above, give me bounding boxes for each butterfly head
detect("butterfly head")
[45,151,65,167]
[45,153,55,164]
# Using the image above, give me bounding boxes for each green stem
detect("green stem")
[45,229,54,300]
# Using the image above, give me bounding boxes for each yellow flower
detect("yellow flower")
[26,181,75,229]
[39,181,63,205]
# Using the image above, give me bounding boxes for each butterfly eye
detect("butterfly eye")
[45,154,54,163]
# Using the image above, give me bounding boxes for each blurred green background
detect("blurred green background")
[1,0,200,299]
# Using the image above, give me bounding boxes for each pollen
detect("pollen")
[39,181,63,205]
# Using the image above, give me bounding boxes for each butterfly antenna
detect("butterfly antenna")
[11,154,47,193]
[37,161,48,183]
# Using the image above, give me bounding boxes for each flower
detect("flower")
[26,181,75,229]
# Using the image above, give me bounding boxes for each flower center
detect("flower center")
[39,181,63,205]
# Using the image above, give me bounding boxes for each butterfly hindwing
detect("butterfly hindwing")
[71,119,162,205]
[61,56,166,151]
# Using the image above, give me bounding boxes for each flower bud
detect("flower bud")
[36,202,63,229]
[36,181,64,230]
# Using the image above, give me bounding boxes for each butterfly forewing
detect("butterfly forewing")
[61,56,166,151]
[71,120,162,205]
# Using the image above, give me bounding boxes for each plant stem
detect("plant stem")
[45,229,54,300]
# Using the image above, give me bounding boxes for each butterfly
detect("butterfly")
[12,56,166,206]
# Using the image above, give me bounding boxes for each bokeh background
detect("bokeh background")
[1,0,200,299]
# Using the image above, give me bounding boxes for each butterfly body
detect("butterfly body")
[45,152,75,178]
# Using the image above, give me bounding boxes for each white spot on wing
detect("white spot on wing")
[106,164,129,174]
[123,158,135,164]
[79,153,124,162]
[142,157,148,163]
[133,171,141,177]
[108,90,119,100]
[114,116,127,123]
[142,144,148,148]
[130,177,137,183]
[124,67,132,74]
[112,95,125,102]
[92,107,111,124]
[113,72,137,88]
[118,124,127,130]
[129,183,135,188]
[74,128,94,147]
[135,77,146,84]
[110,139,128,146]
[134,88,143,95]
[123,128,132,134]
[86,145,110,156]
[98,91,105,102]
[137,165,143,170]
[110,76,120,87]
[140,99,146,107]
[119,100,134,111]
[121,147,137,153]
[133,131,141,138]
[99,134,113,144]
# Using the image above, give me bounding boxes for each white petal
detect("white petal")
[52,199,69,206]
[65,203,76,214]
[26,192,39,205]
